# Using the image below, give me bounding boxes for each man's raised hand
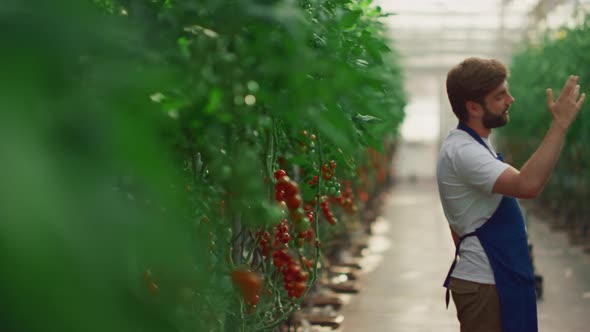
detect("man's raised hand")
[546,75,586,130]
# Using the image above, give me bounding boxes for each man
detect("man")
[436,57,586,332]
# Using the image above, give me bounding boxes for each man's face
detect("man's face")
[481,81,515,129]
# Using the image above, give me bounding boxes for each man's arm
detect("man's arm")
[493,76,586,199]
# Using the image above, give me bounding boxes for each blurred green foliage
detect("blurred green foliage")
[0,1,195,332]
[499,13,590,217]
[0,0,404,331]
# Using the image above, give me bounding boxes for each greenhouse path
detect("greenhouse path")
[337,140,590,332]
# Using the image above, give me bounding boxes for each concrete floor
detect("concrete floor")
[338,141,590,332]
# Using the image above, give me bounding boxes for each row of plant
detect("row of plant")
[498,13,590,243]
[0,1,405,331]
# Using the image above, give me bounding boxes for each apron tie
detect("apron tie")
[444,231,477,308]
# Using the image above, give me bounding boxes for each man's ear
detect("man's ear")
[465,100,482,118]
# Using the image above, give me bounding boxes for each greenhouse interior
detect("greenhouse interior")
[2,0,590,331]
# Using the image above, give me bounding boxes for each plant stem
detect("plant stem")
[295,132,324,305]
[244,230,261,266]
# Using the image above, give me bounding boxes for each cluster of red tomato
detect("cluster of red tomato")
[308,161,336,186]
[274,170,301,209]
[308,175,318,186]
[274,170,312,245]
[256,230,272,257]
[272,249,309,299]
[321,160,337,179]
[273,219,291,246]
[320,196,337,225]
[256,219,292,257]
[299,206,315,245]
[268,169,316,298]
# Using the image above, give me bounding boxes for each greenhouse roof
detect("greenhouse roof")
[377,0,587,71]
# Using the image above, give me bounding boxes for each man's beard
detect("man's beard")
[482,103,509,129]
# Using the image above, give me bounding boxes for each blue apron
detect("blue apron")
[443,122,538,332]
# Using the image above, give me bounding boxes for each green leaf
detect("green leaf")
[205,89,222,114]
[289,154,308,165]
[177,36,190,58]
[301,184,316,202]
[315,108,355,153]
[341,10,362,29]
[355,113,382,123]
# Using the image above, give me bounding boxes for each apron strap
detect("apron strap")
[457,122,499,159]
[444,231,477,308]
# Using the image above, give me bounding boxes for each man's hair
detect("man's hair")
[446,57,508,121]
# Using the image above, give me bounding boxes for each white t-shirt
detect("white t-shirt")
[436,128,510,284]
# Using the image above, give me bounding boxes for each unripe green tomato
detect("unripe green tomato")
[295,220,311,233]
[290,208,304,223]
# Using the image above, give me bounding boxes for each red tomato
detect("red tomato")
[231,269,263,306]
[274,169,287,180]
[286,194,302,210]
[294,281,307,295]
[275,190,286,202]
[284,181,298,197]
[281,233,291,244]
[297,272,309,282]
